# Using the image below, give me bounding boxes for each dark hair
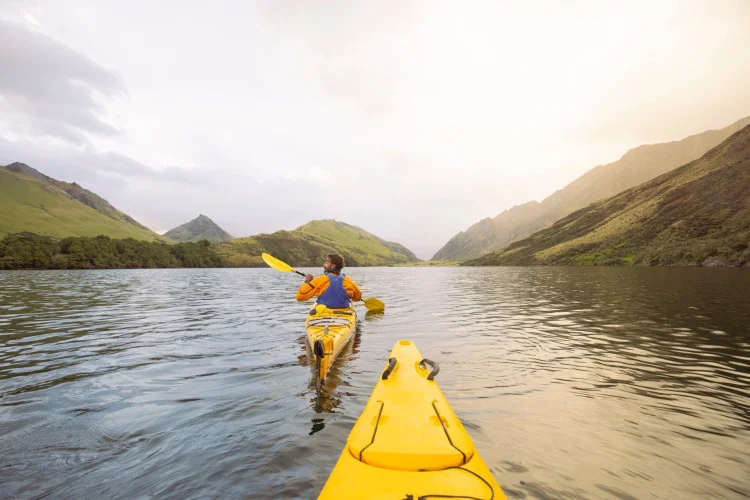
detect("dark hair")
[327,253,345,272]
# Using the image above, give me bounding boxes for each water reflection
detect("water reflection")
[309,417,325,436]
[299,326,363,414]
[365,310,386,321]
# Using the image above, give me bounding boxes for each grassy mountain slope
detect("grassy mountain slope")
[465,125,750,267]
[164,214,233,243]
[0,165,165,241]
[6,162,150,229]
[296,220,418,261]
[433,115,750,261]
[215,219,420,267]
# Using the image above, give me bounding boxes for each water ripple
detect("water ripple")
[0,267,749,498]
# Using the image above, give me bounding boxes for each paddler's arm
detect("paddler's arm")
[343,276,362,302]
[296,275,327,301]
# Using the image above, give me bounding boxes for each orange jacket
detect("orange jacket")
[296,274,362,303]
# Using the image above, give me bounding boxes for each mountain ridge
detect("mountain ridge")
[1,162,165,242]
[0,162,420,267]
[464,124,750,267]
[433,115,750,260]
[215,219,421,267]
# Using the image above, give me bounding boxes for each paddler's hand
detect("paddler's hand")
[305,273,314,283]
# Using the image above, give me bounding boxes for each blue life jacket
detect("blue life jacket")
[317,273,350,308]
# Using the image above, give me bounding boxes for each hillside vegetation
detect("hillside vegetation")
[216,219,420,267]
[0,233,221,270]
[0,163,165,242]
[434,115,750,260]
[465,125,750,267]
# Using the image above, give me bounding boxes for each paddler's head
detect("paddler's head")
[324,253,345,275]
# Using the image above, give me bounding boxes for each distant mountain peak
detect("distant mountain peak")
[164,215,233,243]
[5,162,51,182]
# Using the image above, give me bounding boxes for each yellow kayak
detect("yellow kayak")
[305,303,358,388]
[319,339,507,499]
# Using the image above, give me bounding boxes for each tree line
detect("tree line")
[0,233,225,270]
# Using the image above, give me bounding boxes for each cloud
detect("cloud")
[0,135,207,186]
[0,20,127,145]
[258,1,430,118]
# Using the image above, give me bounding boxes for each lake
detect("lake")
[1,267,749,499]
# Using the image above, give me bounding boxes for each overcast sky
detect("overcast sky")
[2,1,749,259]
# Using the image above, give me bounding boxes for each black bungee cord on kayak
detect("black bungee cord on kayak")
[401,465,496,499]
[382,357,398,379]
[358,401,385,461]
[380,357,495,500]
[382,358,440,381]
[419,358,440,380]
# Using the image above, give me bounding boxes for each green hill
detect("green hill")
[164,214,233,243]
[0,163,165,242]
[433,115,750,261]
[465,124,750,267]
[215,219,420,267]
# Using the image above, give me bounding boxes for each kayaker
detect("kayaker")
[296,253,361,308]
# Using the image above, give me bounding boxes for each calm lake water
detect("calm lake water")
[1,267,749,499]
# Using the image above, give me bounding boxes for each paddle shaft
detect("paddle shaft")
[262,252,383,311]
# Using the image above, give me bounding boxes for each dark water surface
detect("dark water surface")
[1,267,749,499]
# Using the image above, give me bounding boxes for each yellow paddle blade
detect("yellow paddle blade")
[261,252,297,274]
[362,297,385,311]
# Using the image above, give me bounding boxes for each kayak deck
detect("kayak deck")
[305,303,357,386]
[319,339,506,499]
